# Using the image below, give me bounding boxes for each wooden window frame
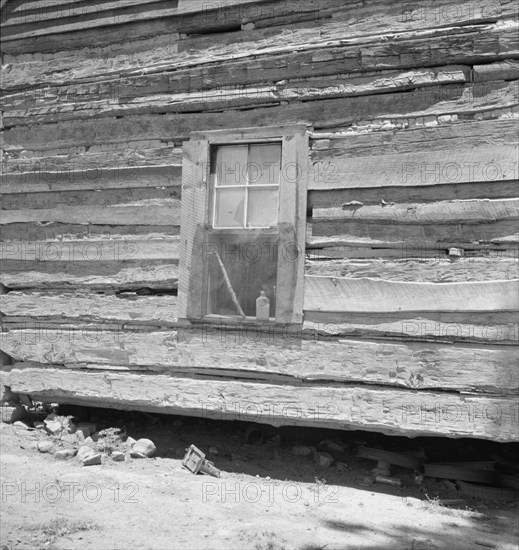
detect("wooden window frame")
[178,124,309,325]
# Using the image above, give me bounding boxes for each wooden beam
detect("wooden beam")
[0,262,179,291]
[0,165,181,194]
[0,238,180,262]
[311,199,519,243]
[1,329,518,393]
[1,199,181,226]
[303,276,519,313]
[6,364,519,440]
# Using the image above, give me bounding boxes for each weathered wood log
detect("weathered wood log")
[1,329,518,393]
[311,199,519,243]
[306,235,518,259]
[303,276,519,313]
[0,292,179,326]
[0,165,181,193]
[310,144,519,190]
[5,364,519,440]
[302,315,518,345]
[0,238,180,261]
[2,289,517,344]
[1,199,181,226]
[308,180,519,208]
[305,258,519,282]
[2,66,471,118]
[4,0,515,55]
[4,79,517,147]
[0,262,179,291]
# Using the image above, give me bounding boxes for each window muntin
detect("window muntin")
[211,142,281,229]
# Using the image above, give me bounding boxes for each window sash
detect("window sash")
[211,142,281,229]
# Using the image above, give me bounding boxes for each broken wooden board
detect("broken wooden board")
[5,364,519,441]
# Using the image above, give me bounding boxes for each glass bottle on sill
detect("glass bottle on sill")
[256,291,270,322]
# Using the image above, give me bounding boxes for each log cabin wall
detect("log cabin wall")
[1,0,518,440]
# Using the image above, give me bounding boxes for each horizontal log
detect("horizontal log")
[0,292,178,326]
[2,14,513,91]
[1,328,518,394]
[0,262,178,291]
[6,364,519,440]
[310,118,518,159]
[311,199,519,242]
[1,0,268,39]
[0,165,181,193]
[1,187,180,211]
[305,258,519,282]
[0,199,181,225]
[0,223,180,242]
[303,315,518,345]
[4,80,518,149]
[3,0,515,55]
[0,238,180,262]
[308,180,519,208]
[309,144,519,190]
[2,66,471,119]
[2,146,182,175]
[2,289,517,344]
[303,276,519,313]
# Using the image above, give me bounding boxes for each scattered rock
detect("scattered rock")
[20,441,38,452]
[75,426,90,440]
[45,420,63,436]
[78,422,97,434]
[13,420,32,430]
[81,453,102,466]
[292,446,313,457]
[125,436,137,448]
[33,421,46,431]
[54,448,77,460]
[62,418,76,434]
[112,451,125,462]
[37,441,54,453]
[83,436,95,445]
[314,451,334,467]
[131,438,156,458]
[77,445,102,466]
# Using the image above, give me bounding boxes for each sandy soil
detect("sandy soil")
[1,411,518,550]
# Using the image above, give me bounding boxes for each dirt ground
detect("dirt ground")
[1,408,518,550]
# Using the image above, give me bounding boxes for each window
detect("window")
[212,143,281,228]
[178,125,308,325]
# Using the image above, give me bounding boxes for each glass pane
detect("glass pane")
[248,143,281,185]
[247,188,279,227]
[206,233,278,318]
[215,145,248,186]
[214,188,245,227]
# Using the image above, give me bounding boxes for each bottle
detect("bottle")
[256,291,270,321]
